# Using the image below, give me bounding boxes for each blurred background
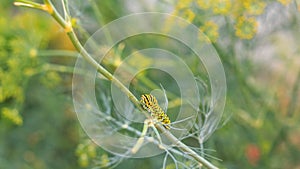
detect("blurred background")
[0,0,300,168]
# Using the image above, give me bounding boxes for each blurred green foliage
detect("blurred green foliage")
[0,0,79,169]
[1,0,300,169]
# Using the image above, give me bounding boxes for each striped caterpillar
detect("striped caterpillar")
[140,94,171,129]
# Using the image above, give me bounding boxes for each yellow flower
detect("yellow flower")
[230,1,244,18]
[78,153,89,167]
[2,108,23,125]
[75,143,85,156]
[196,0,212,10]
[24,68,36,76]
[200,21,219,43]
[212,0,232,15]
[176,0,193,10]
[29,48,37,58]
[182,9,196,23]
[277,0,292,5]
[71,17,78,28]
[235,16,258,39]
[100,154,109,167]
[87,144,97,158]
[40,71,62,88]
[243,0,266,15]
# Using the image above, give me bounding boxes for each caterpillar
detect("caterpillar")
[140,94,171,129]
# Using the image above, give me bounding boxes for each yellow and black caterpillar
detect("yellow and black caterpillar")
[140,94,171,129]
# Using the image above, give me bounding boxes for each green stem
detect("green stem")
[156,124,219,169]
[287,70,300,117]
[43,0,141,109]
[67,30,142,108]
[42,63,79,74]
[89,0,113,44]
[13,0,45,10]
[38,50,78,58]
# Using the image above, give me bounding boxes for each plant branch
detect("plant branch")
[14,0,47,11]
[44,0,142,109]
[156,124,219,169]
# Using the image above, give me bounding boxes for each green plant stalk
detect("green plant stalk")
[42,63,81,74]
[15,1,219,168]
[38,50,78,58]
[155,124,218,169]
[89,0,113,45]
[287,70,300,117]
[13,0,46,10]
[73,21,180,100]
[44,0,142,110]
